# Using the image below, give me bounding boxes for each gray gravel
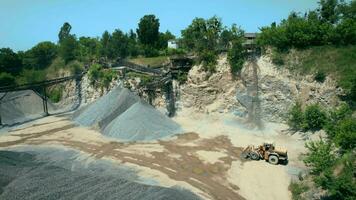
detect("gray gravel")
[103,100,182,141]
[0,90,56,125]
[72,86,139,129]
[73,86,182,141]
[0,147,200,200]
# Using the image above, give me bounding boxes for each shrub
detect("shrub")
[199,50,217,73]
[143,46,159,57]
[333,118,356,151]
[17,69,46,85]
[314,71,326,83]
[48,87,63,103]
[176,72,188,84]
[0,72,16,86]
[288,102,304,130]
[289,182,308,200]
[88,64,116,89]
[303,104,327,131]
[67,61,84,75]
[88,64,101,85]
[271,51,285,66]
[228,39,246,75]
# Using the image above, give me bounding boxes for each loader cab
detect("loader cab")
[263,142,275,151]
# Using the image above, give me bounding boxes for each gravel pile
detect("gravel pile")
[0,147,200,200]
[0,90,56,125]
[73,86,139,129]
[73,86,181,141]
[103,100,182,141]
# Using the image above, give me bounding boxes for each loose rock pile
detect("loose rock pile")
[73,85,181,141]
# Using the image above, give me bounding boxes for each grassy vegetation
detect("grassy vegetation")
[282,46,356,91]
[128,56,169,68]
[88,64,116,89]
[48,86,63,103]
[289,182,308,200]
[126,72,154,86]
[271,45,356,106]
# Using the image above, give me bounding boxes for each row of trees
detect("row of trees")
[257,0,356,50]
[0,15,176,86]
[180,16,246,74]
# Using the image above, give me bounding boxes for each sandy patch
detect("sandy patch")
[196,150,226,164]
[228,160,291,200]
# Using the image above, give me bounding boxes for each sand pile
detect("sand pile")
[73,86,181,141]
[103,100,181,141]
[0,90,56,125]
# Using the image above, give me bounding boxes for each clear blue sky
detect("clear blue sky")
[0,0,319,51]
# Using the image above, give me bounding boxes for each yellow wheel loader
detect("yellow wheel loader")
[241,142,288,165]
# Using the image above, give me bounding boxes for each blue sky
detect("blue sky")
[0,0,319,51]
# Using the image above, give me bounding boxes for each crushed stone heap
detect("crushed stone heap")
[73,86,182,141]
[103,100,182,141]
[0,90,56,125]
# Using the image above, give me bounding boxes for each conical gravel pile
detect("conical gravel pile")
[103,100,182,141]
[73,86,139,129]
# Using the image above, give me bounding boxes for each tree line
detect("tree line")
[0,15,175,86]
[257,0,356,50]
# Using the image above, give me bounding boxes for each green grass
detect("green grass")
[282,45,356,91]
[128,56,169,68]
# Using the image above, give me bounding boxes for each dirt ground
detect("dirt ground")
[0,111,307,200]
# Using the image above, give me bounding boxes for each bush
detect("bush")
[288,103,327,131]
[314,71,326,83]
[163,48,186,56]
[288,102,304,130]
[176,72,188,84]
[67,61,84,75]
[199,50,217,73]
[289,182,308,200]
[271,51,285,66]
[143,46,159,57]
[303,104,327,131]
[17,69,46,85]
[0,72,16,86]
[88,64,116,89]
[48,87,63,103]
[228,39,246,75]
[333,118,356,151]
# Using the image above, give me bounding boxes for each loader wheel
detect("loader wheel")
[268,155,279,165]
[250,152,260,160]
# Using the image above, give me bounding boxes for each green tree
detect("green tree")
[303,104,327,131]
[58,22,72,43]
[304,139,335,186]
[100,31,112,58]
[137,15,160,46]
[319,0,339,24]
[227,24,246,75]
[0,72,16,86]
[110,29,130,58]
[23,41,57,69]
[288,102,305,130]
[0,48,23,74]
[181,16,224,71]
[78,36,100,62]
[157,31,175,50]
[59,35,78,64]
[333,118,356,151]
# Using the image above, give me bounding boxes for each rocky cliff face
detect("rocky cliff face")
[176,55,341,123]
